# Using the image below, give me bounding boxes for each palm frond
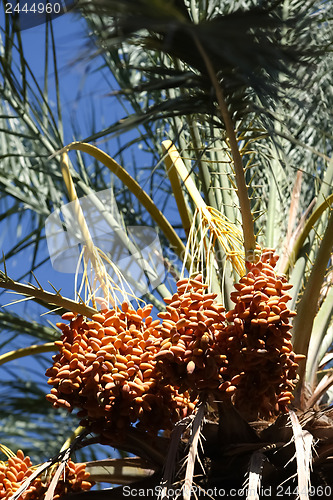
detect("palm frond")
[0,310,59,342]
[78,0,330,136]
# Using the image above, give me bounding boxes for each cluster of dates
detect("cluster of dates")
[224,249,303,418]
[154,252,301,419]
[46,302,194,437]
[155,274,229,395]
[46,250,301,431]
[0,450,93,500]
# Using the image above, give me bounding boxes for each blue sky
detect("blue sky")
[0,4,180,305]
[0,8,179,465]
[0,7,154,294]
[0,10,142,358]
[0,6,176,339]
[18,9,122,143]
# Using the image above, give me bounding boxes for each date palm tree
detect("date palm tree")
[0,0,332,499]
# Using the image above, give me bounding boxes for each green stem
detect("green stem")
[212,127,236,224]
[0,273,98,317]
[283,193,333,275]
[58,142,186,262]
[307,294,333,386]
[163,144,192,237]
[72,179,171,300]
[60,426,86,453]
[292,208,333,383]
[0,342,56,366]
[188,119,212,207]
[193,37,256,262]
[61,152,111,303]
